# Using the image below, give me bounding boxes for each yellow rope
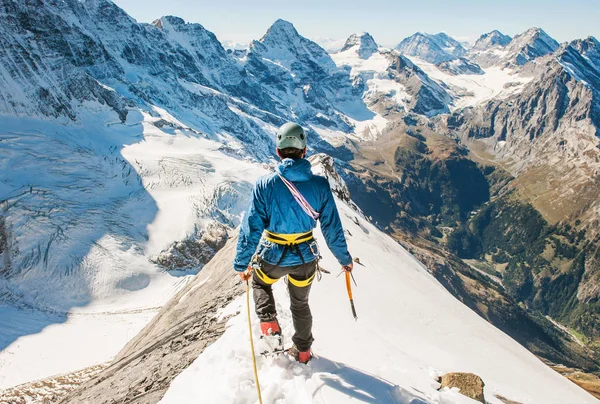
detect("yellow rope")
[246,279,263,404]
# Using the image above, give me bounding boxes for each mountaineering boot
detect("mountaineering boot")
[260,320,281,336]
[287,344,312,364]
[259,320,283,355]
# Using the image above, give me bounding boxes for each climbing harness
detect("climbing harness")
[252,229,323,288]
[246,279,263,404]
[263,230,313,245]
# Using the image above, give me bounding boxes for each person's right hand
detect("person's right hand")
[342,262,353,272]
[239,267,253,282]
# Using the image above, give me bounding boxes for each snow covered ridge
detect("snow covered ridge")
[101,190,595,404]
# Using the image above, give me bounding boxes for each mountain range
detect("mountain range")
[1,0,599,402]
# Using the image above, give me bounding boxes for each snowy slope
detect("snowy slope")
[331,33,452,136]
[407,57,532,109]
[0,104,269,388]
[159,183,597,404]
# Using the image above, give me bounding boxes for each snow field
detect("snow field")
[406,57,532,109]
[0,106,267,388]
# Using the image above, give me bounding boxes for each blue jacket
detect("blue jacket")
[234,158,352,271]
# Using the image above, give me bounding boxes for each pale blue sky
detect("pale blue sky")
[112,0,600,48]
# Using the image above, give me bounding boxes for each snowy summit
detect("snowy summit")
[340,32,379,59]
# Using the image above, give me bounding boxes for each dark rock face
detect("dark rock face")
[386,53,452,116]
[151,222,229,271]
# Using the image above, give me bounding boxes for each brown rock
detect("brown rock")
[439,372,485,403]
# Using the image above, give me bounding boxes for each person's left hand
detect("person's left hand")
[239,267,253,281]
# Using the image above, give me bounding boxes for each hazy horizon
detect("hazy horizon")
[112,0,600,49]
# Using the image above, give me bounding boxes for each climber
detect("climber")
[233,122,353,364]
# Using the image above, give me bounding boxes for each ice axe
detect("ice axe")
[344,267,358,320]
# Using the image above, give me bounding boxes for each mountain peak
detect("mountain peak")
[340,32,378,59]
[507,27,559,65]
[250,18,336,73]
[472,30,512,51]
[395,31,466,64]
[152,15,186,30]
[260,19,300,43]
[516,27,557,45]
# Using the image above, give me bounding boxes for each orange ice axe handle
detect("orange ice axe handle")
[345,270,358,320]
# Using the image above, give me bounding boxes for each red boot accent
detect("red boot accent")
[260,320,281,336]
[288,344,312,364]
[298,349,312,364]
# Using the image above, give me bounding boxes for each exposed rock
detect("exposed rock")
[151,221,229,271]
[309,153,365,217]
[439,372,485,402]
[332,43,453,118]
[0,363,107,404]
[494,394,524,404]
[438,58,484,76]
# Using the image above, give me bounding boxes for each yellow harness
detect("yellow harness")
[263,230,313,245]
[254,230,316,287]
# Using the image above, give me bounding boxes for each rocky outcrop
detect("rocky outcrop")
[0,216,9,275]
[438,57,484,75]
[439,372,485,402]
[151,221,229,271]
[62,235,244,404]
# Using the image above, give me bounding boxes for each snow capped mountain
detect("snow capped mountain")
[151,16,245,89]
[332,33,452,128]
[250,19,336,73]
[340,32,379,59]
[570,36,600,69]
[2,1,600,400]
[506,27,560,66]
[395,32,467,64]
[470,27,559,68]
[471,30,512,51]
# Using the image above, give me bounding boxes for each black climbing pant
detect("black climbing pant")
[252,260,317,351]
